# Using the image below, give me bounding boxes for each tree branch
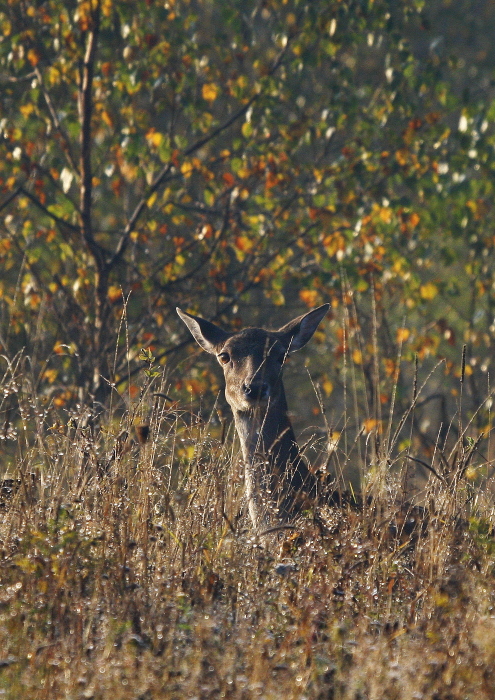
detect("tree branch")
[19,186,80,234]
[184,42,289,158]
[0,184,24,214]
[78,1,105,268]
[110,41,291,269]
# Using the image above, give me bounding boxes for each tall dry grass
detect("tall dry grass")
[0,345,495,700]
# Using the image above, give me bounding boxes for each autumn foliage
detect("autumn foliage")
[0,0,494,419]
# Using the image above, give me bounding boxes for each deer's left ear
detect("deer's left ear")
[276,304,329,352]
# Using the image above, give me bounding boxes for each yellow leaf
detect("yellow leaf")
[102,0,113,16]
[396,328,410,343]
[420,282,438,300]
[378,206,393,223]
[313,168,323,183]
[322,232,345,257]
[322,378,333,397]
[181,161,193,178]
[465,466,477,481]
[121,162,138,181]
[269,290,285,306]
[20,104,34,118]
[101,110,113,127]
[43,369,58,384]
[146,129,163,147]
[242,122,253,138]
[185,379,204,396]
[395,149,409,166]
[180,445,196,461]
[1,18,11,36]
[47,66,60,85]
[202,83,219,102]
[352,349,363,365]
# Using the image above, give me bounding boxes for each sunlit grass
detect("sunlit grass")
[0,350,495,699]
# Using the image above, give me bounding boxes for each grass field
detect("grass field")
[1,352,495,700]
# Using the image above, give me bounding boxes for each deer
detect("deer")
[176,304,329,534]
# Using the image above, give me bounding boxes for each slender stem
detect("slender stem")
[78,5,102,266]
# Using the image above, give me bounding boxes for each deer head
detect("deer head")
[176,305,329,414]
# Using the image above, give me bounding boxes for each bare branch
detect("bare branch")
[0,70,36,84]
[184,42,289,158]
[110,41,291,269]
[109,160,174,267]
[19,187,80,234]
[78,1,105,269]
[0,184,24,214]
[406,455,445,482]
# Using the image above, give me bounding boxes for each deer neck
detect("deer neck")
[232,388,315,530]
[232,391,298,468]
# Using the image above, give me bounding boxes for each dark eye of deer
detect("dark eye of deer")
[218,352,230,364]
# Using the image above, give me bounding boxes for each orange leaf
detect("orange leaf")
[299,289,320,308]
[363,418,382,434]
[101,110,113,128]
[409,212,420,228]
[27,49,40,67]
[108,286,122,303]
[234,235,253,252]
[129,384,140,399]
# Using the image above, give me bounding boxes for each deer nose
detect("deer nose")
[243,381,269,400]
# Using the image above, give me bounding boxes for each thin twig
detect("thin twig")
[406,454,445,482]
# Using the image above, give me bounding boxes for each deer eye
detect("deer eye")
[218,352,231,364]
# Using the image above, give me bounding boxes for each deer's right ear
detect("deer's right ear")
[176,308,230,354]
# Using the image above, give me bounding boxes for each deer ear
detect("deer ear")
[177,308,230,354]
[276,304,329,352]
